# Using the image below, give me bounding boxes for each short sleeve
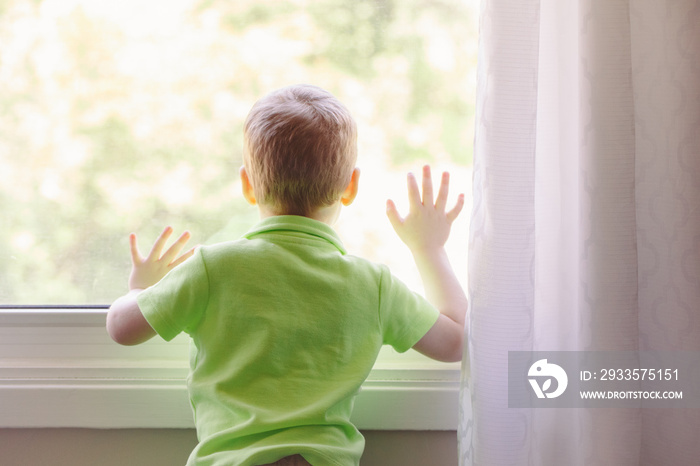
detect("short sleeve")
[137,248,209,341]
[378,266,440,353]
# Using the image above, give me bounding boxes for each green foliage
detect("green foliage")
[307,0,394,77]
[220,2,297,31]
[0,0,476,304]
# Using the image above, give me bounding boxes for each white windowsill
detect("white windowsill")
[0,308,461,430]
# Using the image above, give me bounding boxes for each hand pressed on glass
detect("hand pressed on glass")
[107,227,194,346]
[386,165,464,253]
[128,227,196,291]
[386,165,467,363]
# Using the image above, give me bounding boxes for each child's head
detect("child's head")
[242,84,358,217]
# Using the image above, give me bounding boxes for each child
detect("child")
[107,84,467,466]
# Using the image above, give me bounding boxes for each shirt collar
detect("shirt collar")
[243,215,347,254]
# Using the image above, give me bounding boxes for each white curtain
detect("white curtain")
[460,0,700,464]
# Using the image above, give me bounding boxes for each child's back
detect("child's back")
[141,215,438,464]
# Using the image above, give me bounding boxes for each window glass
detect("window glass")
[0,0,477,305]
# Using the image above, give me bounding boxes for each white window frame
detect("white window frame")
[0,307,461,430]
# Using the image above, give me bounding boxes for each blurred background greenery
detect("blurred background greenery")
[0,0,477,304]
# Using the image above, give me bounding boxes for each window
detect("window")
[0,0,476,304]
[0,0,476,428]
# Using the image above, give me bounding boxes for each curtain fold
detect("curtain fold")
[459,1,539,463]
[460,0,700,464]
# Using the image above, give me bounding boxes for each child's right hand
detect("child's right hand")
[386,165,464,254]
[387,165,467,362]
[128,226,195,291]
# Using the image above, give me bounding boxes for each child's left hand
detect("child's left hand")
[128,226,195,290]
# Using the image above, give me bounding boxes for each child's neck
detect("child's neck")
[257,202,341,226]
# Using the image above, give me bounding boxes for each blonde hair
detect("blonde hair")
[243,84,357,216]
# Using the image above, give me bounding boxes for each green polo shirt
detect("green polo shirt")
[138,215,439,466]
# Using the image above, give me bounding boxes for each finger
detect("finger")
[435,171,450,211]
[169,246,196,268]
[406,172,421,211]
[129,233,142,264]
[147,226,173,260]
[421,165,434,206]
[162,231,192,264]
[386,199,404,232]
[446,194,465,223]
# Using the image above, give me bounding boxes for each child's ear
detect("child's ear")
[239,166,257,206]
[340,168,360,206]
